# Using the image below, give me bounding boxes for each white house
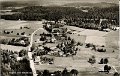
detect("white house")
[17,57,23,61]
[34,56,40,63]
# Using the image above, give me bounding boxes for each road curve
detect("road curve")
[28,28,44,76]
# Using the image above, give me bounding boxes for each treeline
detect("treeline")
[0,37,30,47]
[1,6,119,24]
[37,68,78,76]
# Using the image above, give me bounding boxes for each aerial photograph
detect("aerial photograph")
[0,0,119,76]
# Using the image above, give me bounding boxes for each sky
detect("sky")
[0,0,119,5]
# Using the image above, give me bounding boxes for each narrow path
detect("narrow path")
[29,28,44,51]
[28,28,44,76]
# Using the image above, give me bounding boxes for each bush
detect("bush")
[97,48,106,52]
[19,49,27,57]
[77,42,83,46]
[104,65,111,73]
[104,58,108,64]
[0,39,9,44]
[86,43,92,48]
[88,55,96,65]
[99,58,109,64]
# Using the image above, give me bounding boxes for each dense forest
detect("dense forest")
[1,5,119,25]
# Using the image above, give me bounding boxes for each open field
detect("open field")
[0,19,27,29]
[35,57,93,72]
[65,25,119,48]
[63,25,85,32]
[0,19,43,29]
[65,25,107,46]
[0,20,45,39]
[85,36,105,46]
[0,35,20,39]
[0,44,28,52]
[79,29,108,36]
[105,30,119,49]
[67,34,86,43]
